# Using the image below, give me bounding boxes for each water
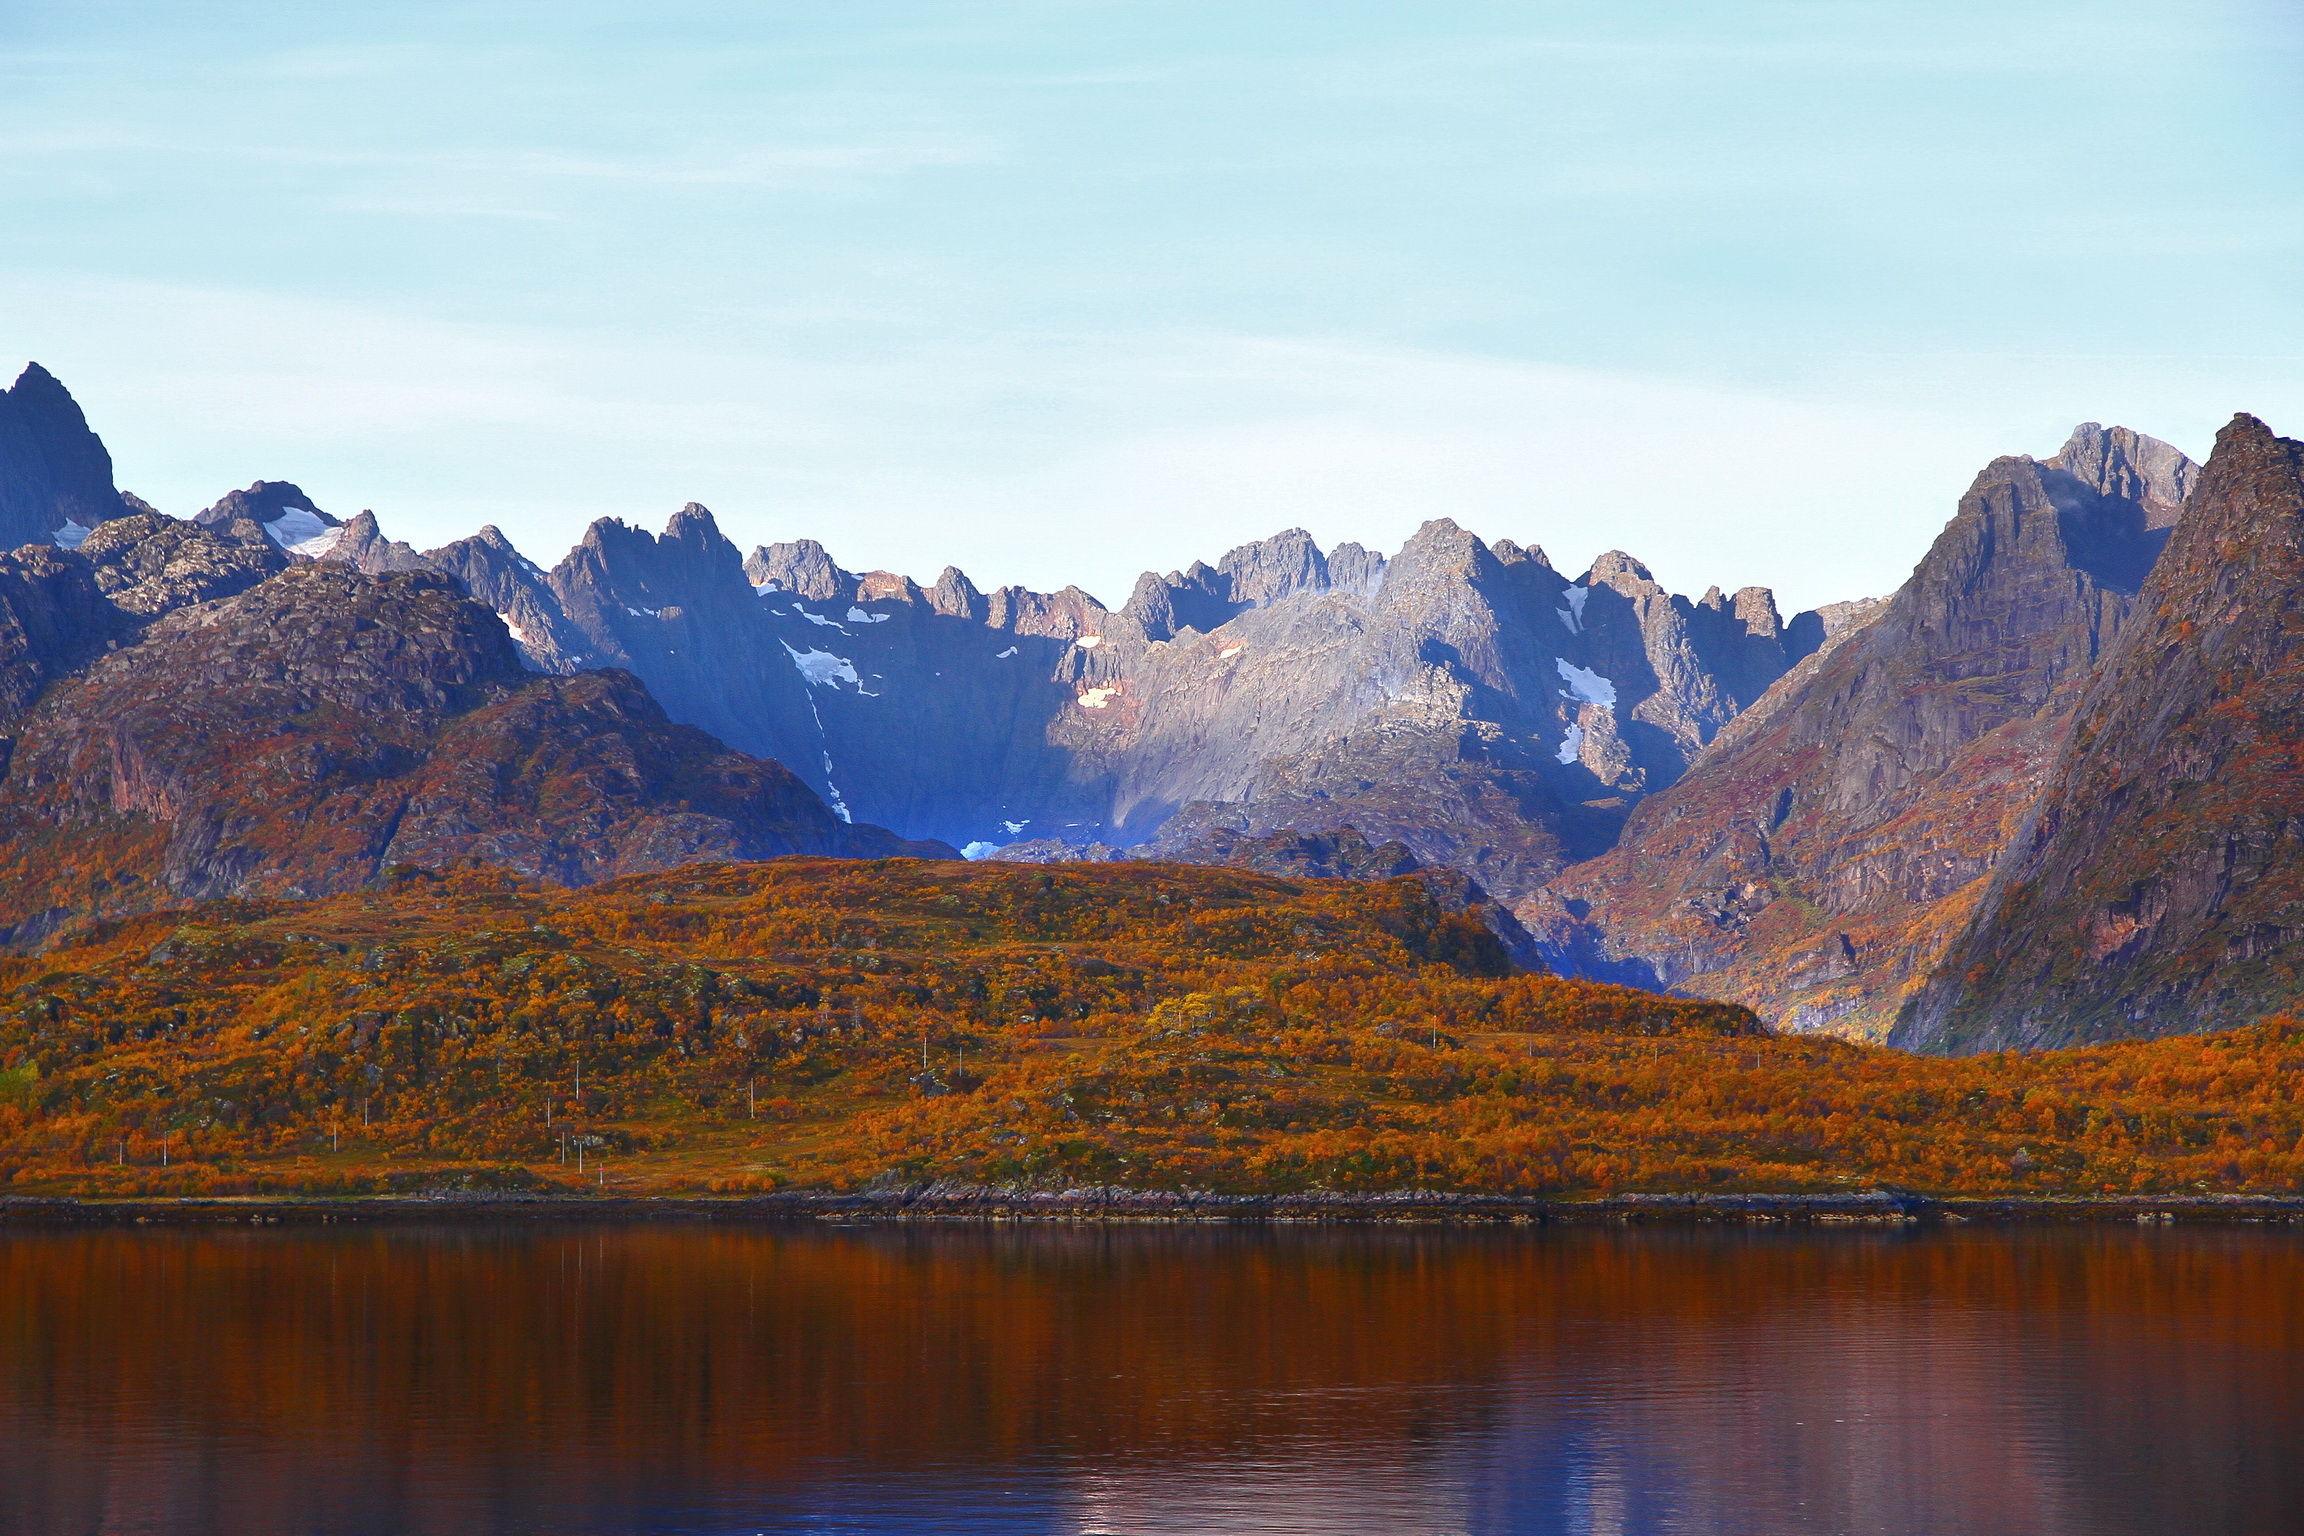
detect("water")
[1,1221,2299,1535]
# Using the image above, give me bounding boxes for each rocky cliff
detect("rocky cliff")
[0,363,130,549]
[1546,425,2197,1038]
[1898,416,2304,1050]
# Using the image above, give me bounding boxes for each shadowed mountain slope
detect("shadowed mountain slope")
[0,363,130,550]
[1545,425,2197,1038]
[1899,415,2304,1050]
[0,555,946,946]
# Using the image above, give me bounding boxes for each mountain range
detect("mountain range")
[4,359,2299,1052]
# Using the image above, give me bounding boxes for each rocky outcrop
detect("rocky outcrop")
[1549,425,2197,1038]
[0,562,948,942]
[0,363,128,548]
[330,511,437,577]
[1898,416,2304,1050]
[73,511,288,619]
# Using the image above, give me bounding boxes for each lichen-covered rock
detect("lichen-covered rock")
[74,510,288,618]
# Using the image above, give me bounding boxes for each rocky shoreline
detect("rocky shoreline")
[5,1186,2302,1227]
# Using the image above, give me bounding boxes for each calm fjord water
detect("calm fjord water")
[1,1223,2298,1536]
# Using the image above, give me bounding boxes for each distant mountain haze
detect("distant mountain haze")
[4,359,2299,1054]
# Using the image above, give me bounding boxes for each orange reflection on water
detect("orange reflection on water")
[1,1223,2300,1535]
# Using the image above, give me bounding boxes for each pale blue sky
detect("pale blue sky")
[3,1,2299,610]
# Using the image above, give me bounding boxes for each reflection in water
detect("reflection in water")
[0,1222,2299,1534]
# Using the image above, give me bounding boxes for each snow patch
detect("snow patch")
[1557,586,1590,634]
[264,507,343,559]
[503,619,532,646]
[1076,687,1119,709]
[625,605,663,619]
[1555,659,1616,708]
[752,580,781,596]
[52,519,92,551]
[792,606,847,630]
[1074,635,1102,648]
[847,606,891,624]
[783,643,861,689]
[1217,645,1243,659]
[1556,721,1585,765]
[995,646,1018,659]
[961,841,1001,860]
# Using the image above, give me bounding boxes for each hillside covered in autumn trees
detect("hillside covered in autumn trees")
[3,858,2303,1202]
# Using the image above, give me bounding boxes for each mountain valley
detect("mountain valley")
[3,361,2302,1057]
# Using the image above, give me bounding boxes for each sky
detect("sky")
[2,1,2299,613]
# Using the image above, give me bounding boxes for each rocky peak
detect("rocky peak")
[330,511,434,575]
[1898,413,2304,1050]
[1327,542,1387,592]
[1582,550,1659,595]
[987,584,1109,640]
[1382,518,1505,594]
[1217,527,1327,606]
[194,480,345,560]
[141,562,530,714]
[857,570,924,606]
[2050,423,2197,527]
[928,565,987,621]
[746,538,856,601]
[421,523,578,673]
[0,362,128,549]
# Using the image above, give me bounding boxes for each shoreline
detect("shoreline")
[5,1187,2303,1227]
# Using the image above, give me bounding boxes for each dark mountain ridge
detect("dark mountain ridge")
[1544,424,2199,1039]
[1898,415,2304,1050]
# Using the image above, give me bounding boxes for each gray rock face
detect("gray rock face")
[0,363,128,548]
[330,511,437,577]
[420,524,584,673]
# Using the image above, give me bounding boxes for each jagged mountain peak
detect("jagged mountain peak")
[1895,411,2302,1050]
[746,537,855,601]
[196,479,326,526]
[2049,421,2198,523]
[1491,538,1552,570]
[1583,550,1657,590]
[194,480,345,561]
[0,361,128,547]
[1216,527,1326,606]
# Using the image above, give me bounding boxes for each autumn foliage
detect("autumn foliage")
[1,857,2302,1199]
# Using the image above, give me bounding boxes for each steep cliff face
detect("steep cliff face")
[0,363,129,549]
[0,561,946,944]
[1549,425,2195,1038]
[1899,416,2304,1051]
